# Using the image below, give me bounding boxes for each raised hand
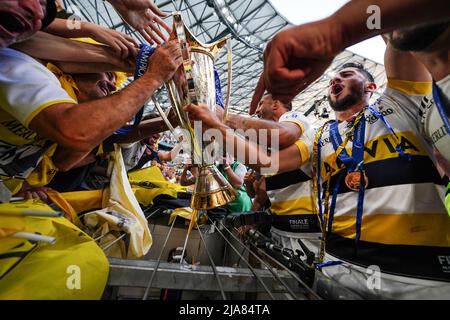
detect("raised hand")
[17,183,52,204]
[250,19,340,113]
[107,0,172,45]
[145,40,182,83]
[84,22,139,59]
[183,103,224,131]
[244,170,257,197]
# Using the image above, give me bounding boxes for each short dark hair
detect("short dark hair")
[263,92,292,111]
[260,91,292,111]
[283,101,293,111]
[339,62,375,83]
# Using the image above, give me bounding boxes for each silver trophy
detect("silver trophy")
[154,12,236,210]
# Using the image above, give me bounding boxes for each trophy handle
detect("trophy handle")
[222,38,232,123]
[151,95,175,133]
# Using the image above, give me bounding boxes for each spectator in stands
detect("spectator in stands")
[46,71,179,192]
[124,133,183,172]
[180,164,198,189]
[217,154,252,214]
[162,164,177,183]
[244,169,269,212]
[0,41,182,198]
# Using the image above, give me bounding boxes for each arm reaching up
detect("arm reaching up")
[106,0,172,45]
[250,0,450,114]
[12,31,135,72]
[184,104,307,174]
[43,19,139,58]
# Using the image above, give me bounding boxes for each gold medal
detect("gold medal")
[345,171,369,192]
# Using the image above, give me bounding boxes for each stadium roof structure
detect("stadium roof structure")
[63,0,387,127]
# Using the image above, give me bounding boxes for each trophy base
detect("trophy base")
[191,165,237,210]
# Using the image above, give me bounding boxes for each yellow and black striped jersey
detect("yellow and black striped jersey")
[318,81,449,281]
[265,111,320,233]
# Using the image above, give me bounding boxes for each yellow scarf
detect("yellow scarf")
[46,63,80,101]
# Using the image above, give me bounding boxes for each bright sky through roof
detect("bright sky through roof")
[270,0,386,64]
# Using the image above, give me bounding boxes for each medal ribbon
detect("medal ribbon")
[315,104,414,258]
[329,112,366,245]
[314,118,350,262]
[312,124,330,228]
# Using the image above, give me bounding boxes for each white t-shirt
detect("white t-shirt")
[0,48,75,179]
[121,142,147,171]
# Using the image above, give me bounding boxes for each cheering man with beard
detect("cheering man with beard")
[236,0,450,299]
[185,45,449,298]
[308,54,449,298]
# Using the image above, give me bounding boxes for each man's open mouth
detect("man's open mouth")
[331,84,344,96]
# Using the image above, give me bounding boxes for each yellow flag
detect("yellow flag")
[0,201,108,299]
[83,145,152,259]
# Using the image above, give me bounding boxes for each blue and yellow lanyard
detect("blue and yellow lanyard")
[316,105,411,248]
[328,113,366,245]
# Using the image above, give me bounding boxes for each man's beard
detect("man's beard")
[390,22,449,51]
[327,84,365,112]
